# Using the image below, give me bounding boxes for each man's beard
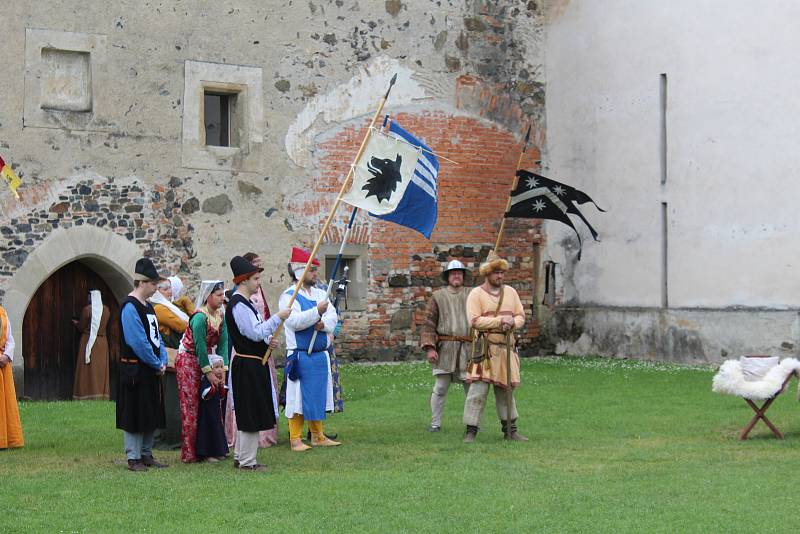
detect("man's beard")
[487,276,502,288]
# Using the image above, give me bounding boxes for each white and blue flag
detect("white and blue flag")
[374,120,439,239]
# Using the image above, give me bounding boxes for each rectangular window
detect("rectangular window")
[661,201,669,308]
[542,260,557,306]
[321,246,367,312]
[204,91,237,147]
[660,73,668,185]
[324,257,354,283]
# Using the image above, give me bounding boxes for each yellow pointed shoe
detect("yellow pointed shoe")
[290,439,311,452]
[311,436,341,447]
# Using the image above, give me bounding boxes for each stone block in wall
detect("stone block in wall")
[23,29,110,131]
[388,274,410,287]
[390,308,413,331]
[201,194,233,215]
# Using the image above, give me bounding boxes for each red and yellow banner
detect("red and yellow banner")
[0,155,21,199]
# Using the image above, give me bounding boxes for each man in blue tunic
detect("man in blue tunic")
[116,258,169,472]
[280,247,340,452]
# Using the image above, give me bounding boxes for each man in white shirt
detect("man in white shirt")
[280,247,340,452]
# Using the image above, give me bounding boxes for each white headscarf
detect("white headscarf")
[85,290,102,364]
[150,283,190,323]
[168,276,184,299]
[195,280,225,311]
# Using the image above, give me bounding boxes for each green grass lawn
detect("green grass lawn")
[5,356,800,533]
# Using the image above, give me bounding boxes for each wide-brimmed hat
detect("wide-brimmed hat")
[441,259,467,282]
[133,257,166,282]
[230,255,263,284]
[479,250,509,276]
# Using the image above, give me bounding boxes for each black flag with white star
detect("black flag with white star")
[507,170,603,241]
[505,183,583,257]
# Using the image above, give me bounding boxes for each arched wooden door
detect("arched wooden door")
[23,261,121,400]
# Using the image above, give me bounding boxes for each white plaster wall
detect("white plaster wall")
[545,0,800,309]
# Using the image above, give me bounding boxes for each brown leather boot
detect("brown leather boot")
[127,459,148,472]
[463,425,478,443]
[142,455,169,468]
[501,419,529,441]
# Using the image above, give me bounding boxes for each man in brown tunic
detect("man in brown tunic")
[420,260,471,432]
[463,250,528,443]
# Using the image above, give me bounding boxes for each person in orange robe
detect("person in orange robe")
[0,305,24,448]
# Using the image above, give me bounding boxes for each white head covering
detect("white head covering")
[168,276,184,299]
[208,354,224,367]
[195,280,225,310]
[150,288,190,323]
[85,290,102,364]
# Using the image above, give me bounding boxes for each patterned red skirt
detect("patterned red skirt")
[176,351,202,463]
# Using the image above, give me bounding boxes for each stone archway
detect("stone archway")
[2,225,143,392]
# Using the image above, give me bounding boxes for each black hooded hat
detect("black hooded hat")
[230,255,263,283]
[133,257,165,282]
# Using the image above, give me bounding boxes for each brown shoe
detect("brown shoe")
[311,436,341,447]
[127,459,148,472]
[463,425,478,444]
[502,419,530,441]
[238,463,267,472]
[291,439,311,452]
[142,455,169,468]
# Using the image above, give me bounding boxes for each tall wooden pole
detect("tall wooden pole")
[262,74,398,365]
[493,124,532,253]
[505,330,514,439]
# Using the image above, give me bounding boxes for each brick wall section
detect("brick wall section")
[291,111,543,361]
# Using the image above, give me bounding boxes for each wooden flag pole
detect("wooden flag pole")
[505,329,514,439]
[262,73,398,365]
[493,124,532,253]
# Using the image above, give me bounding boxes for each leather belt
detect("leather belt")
[234,353,263,361]
[120,357,139,364]
[438,335,472,342]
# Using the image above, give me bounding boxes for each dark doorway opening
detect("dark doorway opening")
[23,260,121,400]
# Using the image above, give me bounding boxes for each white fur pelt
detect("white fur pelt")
[712,358,800,400]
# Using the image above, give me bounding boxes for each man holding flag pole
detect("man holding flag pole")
[260,73,400,369]
[280,247,340,451]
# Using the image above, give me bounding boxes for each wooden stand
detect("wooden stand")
[738,371,796,440]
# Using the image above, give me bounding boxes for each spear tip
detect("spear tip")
[524,124,532,144]
[384,73,398,99]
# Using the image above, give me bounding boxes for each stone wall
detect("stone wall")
[0,1,547,376]
[0,176,193,287]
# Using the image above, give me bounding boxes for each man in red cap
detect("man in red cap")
[280,247,340,451]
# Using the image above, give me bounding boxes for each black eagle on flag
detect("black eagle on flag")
[362,154,403,203]
[505,170,605,259]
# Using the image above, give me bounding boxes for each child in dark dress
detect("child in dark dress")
[196,356,229,462]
